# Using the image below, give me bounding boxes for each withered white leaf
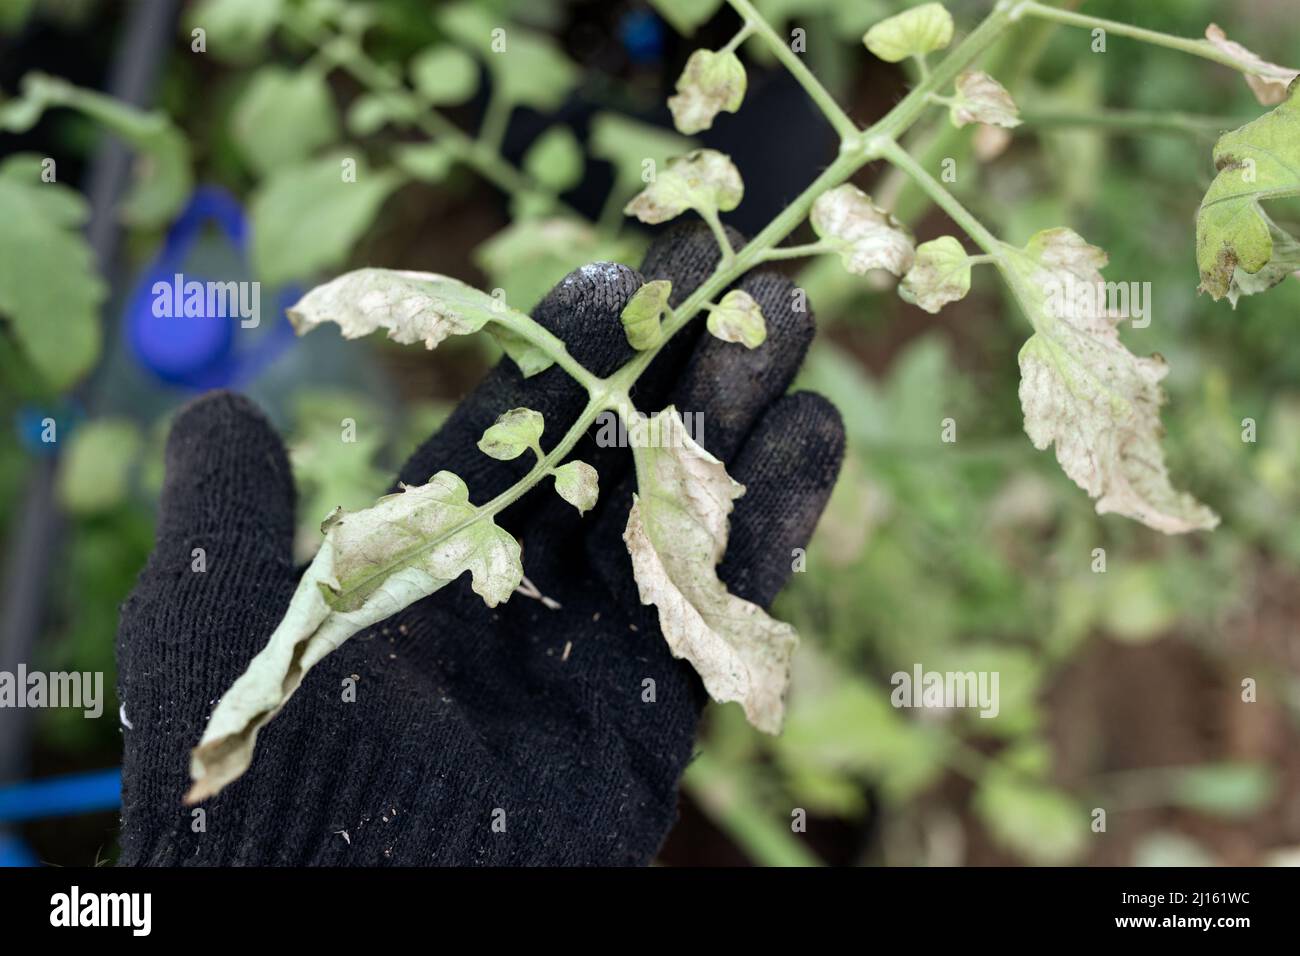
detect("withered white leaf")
[899,236,972,313]
[551,459,599,514]
[622,407,798,733]
[624,149,743,224]
[811,184,915,277]
[288,268,554,375]
[950,71,1022,129]
[668,49,747,135]
[1204,24,1299,106]
[706,289,766,348]
[186,472,523,802]
[1004,228,1218,534]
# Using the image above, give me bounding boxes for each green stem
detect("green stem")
[1017,106,1236,138]
[725,0,858,142]
[1018,0,1282,76]
[759,240,834,262]
[479,87,512,153]
[877,139,1004,257]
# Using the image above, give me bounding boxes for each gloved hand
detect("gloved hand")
[115,223,845,866]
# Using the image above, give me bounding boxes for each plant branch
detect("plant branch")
[1017,106,1236,138]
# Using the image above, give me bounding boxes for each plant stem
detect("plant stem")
[725,0,859,141]
[877,138,1004,257]
[1017,106,1236,138]
[759,241,833,262]
[1018,1,1283,77]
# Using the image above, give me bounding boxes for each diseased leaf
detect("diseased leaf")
[1003,228,1218,533]
[410,45,479,105]
[187,471,523,802]
[623,407,798,733]
[624,149,743,224]
[250,153,402,285]
[1195,83,1300,301]
[552,460,599,514]
[863,2,953,63]
[288,268,500,348]
[621,279,672,349]
[668,49,747,135]
[0,154,105,390]
[950,71,1021,129]
[1221,210,1300,306]
[706,289,766,348]
[1204,24,1299,106]
[478,407,544,461]
[231,66,339,175]
[899,236,972,313]
[811,184,915,276]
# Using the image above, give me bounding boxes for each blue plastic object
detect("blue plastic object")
[124,186,300,390]
[0,768,122,824]
[620,9,665,64]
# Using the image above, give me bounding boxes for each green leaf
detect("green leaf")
[1005,227,1219,533]
[624,408,799,733]
[668,49,747,135]
[474,216,645,311]
[7,73,191,227]
[438,3,578,111]
[974,769,1087,864]
[552,460,599,515]
[410,44,479,105]
[250,152,402,285]
[345,91,420,136]
[1196,82,1300,301]
[392,143,455,183]
[949,70,1021,129]
[624,149,742,224]
[863,2,953,63]
[706,289,766,348]
[523,126,583,193]
[899,235,972,312]
[231,67,339,175]
[478,407,544,461]
[187,471,523,802]
[0,154,105,390]
[810,183,914,276]
[489,326,555,377]
[589,112,696,192]
[620,279,672,350]
[57,419,142,515]
[186,0,283,62]
[1166,763,1276,817]
[648,0,724,36]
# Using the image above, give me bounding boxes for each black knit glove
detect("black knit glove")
[115,224,845,866]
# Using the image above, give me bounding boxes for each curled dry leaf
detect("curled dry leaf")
[622,407,798,733]
[187,472,523,802]
[1204,24,1299,106]
[950,71,1022,129]
[863,2,953,63]
[811,184,915,277]
[668,48,746,135]
[477,407,545,461]
[551,459,599,514]
[1196,82,1300,302]
[1004,228,1218,534]
[624,149,743,224]
[620,278,672,350]
[899,236,972,313]
[705,289,767,348]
